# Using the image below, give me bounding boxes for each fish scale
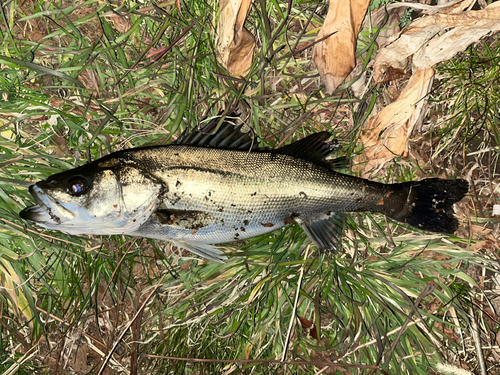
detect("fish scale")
[125,146,343,244]
[20,117,469,262]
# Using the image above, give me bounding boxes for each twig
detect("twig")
[145,354,380,369]
[97,273,167,375]
[382,283,435,366]
[130,286,144,375]
[469,305,487,375]
[340,319,422,360]
[281,245,310,361]
[36,306,108,351]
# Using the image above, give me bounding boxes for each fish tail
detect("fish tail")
[376,178,469,233]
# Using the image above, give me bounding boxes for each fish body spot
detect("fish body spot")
[243,220,249,226]
[260,222,274,227]
[284,212,300,225]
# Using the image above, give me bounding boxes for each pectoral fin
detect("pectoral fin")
[296,212,346,253]
[172,241,227,263]
[129,209,226,262]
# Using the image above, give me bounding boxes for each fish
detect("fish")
[20,114,469,262]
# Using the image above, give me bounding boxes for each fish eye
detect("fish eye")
[67,177,88,197]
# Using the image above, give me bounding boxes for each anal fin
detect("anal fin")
[296,212,346,253]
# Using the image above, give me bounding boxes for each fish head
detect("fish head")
[20,157,163,235]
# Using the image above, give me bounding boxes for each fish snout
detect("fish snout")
[21,184,75,225]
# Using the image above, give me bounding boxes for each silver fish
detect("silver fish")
[20,116,468,261]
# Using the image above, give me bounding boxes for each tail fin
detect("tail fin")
[377,178,468,233]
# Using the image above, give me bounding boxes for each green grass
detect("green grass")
[0,0,498,374]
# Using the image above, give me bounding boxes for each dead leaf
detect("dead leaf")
[375,10,402,49]
[297,315,319,341]
[105,13,133,34]
[434,321,460,342]
[215,0,255,76]
[73,340,89,372]
[358,68,434,174]
[244,343,252,360]
[181,260,192,271]
[468,224,493,240]
[79,69,100,93]
[312,0,371,94]
[374,2,500,83]
[469,239,495,252]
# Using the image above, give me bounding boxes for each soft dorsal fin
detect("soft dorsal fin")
[173,112,259,151]
[328,156,349,171]
[276,132,342,165]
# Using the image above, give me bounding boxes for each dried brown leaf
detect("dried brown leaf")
[73,340,89,372]
[468,224,493,240]
[358,68,434,174]
[374,2,500,83]
[375,11,402,49]
[105,13,133,34]
[79,69,100,93]
[312,0,371,93]
[215,0,255,76]
[297,315,319,341]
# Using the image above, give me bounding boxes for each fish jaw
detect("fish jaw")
[20,185,75,226]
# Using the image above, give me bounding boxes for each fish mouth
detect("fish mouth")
[20,184,75,226]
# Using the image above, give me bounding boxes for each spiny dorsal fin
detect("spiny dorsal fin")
[276,132,343,166]
[173,112,259,151]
